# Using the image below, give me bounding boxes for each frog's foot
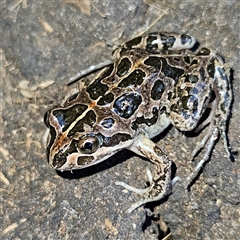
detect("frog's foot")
[116,167,156,213]
[116,167,178,213]
[186,126,232,189]
[185,127,219,188]
[115,167,153,196]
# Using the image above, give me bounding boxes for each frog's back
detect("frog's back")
[62,47,195,138]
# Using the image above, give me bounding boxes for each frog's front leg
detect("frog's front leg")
[115,135,172,213]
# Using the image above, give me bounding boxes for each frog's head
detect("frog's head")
[44,103,133,171]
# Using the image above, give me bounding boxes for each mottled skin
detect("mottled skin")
[44,32,232,212]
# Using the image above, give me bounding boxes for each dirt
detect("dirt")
[1,0,239,239]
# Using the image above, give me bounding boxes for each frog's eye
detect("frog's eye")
[77,135,101,154]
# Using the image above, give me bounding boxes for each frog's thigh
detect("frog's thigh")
[168,79,211,131]
[116,135,172,213]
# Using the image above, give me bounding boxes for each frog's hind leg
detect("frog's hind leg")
[148,32,197,51]
[114,32,197,58]
[186,65,233,187]
[190,94,219,159]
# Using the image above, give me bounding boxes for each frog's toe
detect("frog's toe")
[116,167,175,213]
[115,181,151,195]
[115,167,153,195]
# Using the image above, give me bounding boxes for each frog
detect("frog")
[44,32,232,213]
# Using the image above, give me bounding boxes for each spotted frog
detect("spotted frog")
[44,32,232,213]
